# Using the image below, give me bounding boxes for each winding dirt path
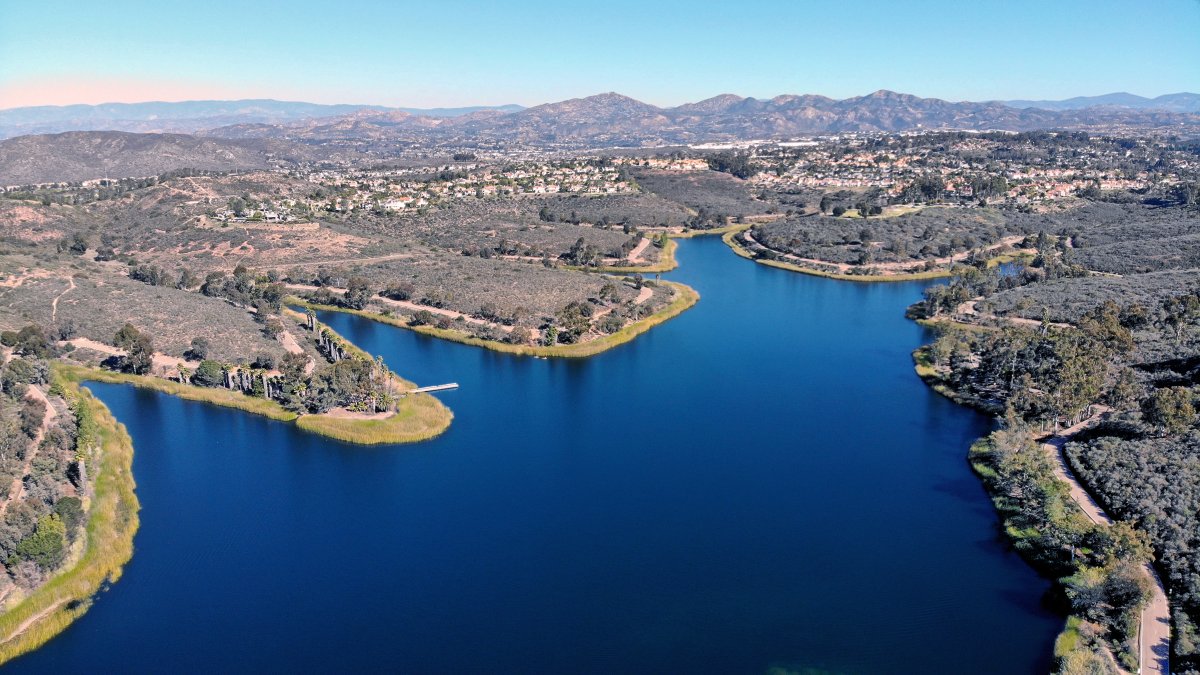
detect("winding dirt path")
[740,230,1028,274]
[1040,414,1170,675]
[626,237,651,264]
[286,283,512,333]
[0,386,57,517]
[50,276,76,324]
[284,252,412,268]
[954,297,1072,330]
[0,598,68,644]
[277,329,315,376]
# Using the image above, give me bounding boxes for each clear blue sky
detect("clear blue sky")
[1,0,1197,109]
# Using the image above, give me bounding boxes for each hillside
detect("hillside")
[0,100,524,139]
[0,131,303,184]
[205,90,1200,148]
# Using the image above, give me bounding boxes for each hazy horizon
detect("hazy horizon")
[2,0,1197,109]
[2,88,1199,114]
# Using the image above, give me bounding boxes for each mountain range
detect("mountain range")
[1000,92,1200,112]
[3,90,1198,184]
[0,99,524,139]
[203,90,1200,148]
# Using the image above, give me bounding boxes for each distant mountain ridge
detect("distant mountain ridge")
[3,91,1198,183]
[1001,92,1200,113]
[205,90,1200,148]
[0,99,525,139]
[2,92,1196,141]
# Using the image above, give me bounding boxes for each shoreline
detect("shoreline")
[55,361,453,446]
[574,238,679,274]
[0,371,139,665]
[723,228,1034,283]
[293,280,700,359]
[911,342,1163,671]
[722,229,954,282]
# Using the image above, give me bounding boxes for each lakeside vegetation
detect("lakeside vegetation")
[723,229,955,282]
[290,280,699,359]
[0,369,138,664]
[970,431,1150,673]
[57,363,450,446]
[911,235,1200,672]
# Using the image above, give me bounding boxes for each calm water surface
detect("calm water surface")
[12,237,1060,673]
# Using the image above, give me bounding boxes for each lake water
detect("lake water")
[12,236,1060,673]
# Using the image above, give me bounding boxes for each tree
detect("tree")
[831,205,847,217]
[343,276,372,310]
[819,195,832,214]
[125,335,154,375]
[263,319,284,339]
[382,281,415,301]
[191,360,225,387]
[12,324,52,358]
[177,268,201,290]
[187,337,211,361]
[113,323,143,351]
[279,352,309,382]
[410,310,436,326]
[16,514,67,570]
[67,232,90,255]
[1145,387,1195,436]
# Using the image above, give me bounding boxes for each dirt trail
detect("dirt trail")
[50,276,76,323]
[1041,413,1170,675]
[278,330,315,375]
[0,386,57,517]
[626,237,651,264]
[954,297,1072,330]
[741,231,1028,274]
[63,338,199,376]
[0,598,68,644]
[287,283,512,333]
[64,337,122,356]
[284,252,412,268]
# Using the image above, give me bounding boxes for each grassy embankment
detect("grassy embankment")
[576,238,679,274]
[0,368,139,664]
[724,229,1033,283]
[722,230,951,282]
[913,350,1143,672]
[911,346,1002,412]
[291,280,700,359]
[970,434,1142,672]
[583,223,752,274]
[55,349,452,446]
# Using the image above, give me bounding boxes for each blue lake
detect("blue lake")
[12,236,1060,673]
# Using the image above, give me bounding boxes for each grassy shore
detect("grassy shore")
[55,362,451,446]
[0,370,139,665]
[911,347,1003,413]
[724,230,1030,283]
[581,238,679,273]
[292,280,700,359]
[57,364,298,420]
[723,230,953,282]
[669,223,752,239]
[296,392,452,445]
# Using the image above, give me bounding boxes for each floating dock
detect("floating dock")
[410,383,459,393]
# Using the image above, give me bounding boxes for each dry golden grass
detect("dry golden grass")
[0,369,139,664]
[293,280,699,359]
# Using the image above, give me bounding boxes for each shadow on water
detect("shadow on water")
[12,236,1060,674]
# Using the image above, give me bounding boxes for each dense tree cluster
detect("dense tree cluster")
[924,283,1200,668]
[0,341,88,593]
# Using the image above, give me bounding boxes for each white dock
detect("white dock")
[410,383,459,393]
